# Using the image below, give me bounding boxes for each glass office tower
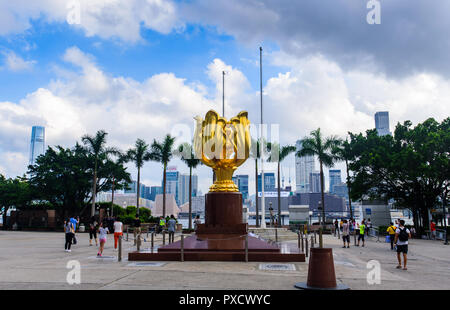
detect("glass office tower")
[29,126,45,165]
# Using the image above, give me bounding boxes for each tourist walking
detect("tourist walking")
[113,217,123,250]
[394,220,411,270]
[133,215,141,246]
[69,215,78,245]
[167,215,176,244]
[342,220,350,248]
[357,220,366,247]
[64,219,75,252]
[334,219,339,235]
[89,216,98,246]
[430,221,436,240]
[386,222,397,250]
[97,222,109,257]
[366,219,372,236]
[158,216,166,234]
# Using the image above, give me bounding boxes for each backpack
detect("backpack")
[398,227,409,242]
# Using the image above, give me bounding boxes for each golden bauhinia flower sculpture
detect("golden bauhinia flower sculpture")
[194,110,251,192]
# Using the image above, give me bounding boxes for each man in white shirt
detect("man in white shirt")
[113,217,123,250]
[394,220,411,270]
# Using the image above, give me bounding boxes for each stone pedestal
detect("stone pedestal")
[129,192,305,262]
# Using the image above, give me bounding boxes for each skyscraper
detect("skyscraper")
[164,167,180,205]
[232,175,249,201]
[258,172,276,192]
[309,172,321,193]
[375,111,391,136]
[29,126,45,165]
[179,174,198,205]
[295,140,315,193]
[329,169,342,193]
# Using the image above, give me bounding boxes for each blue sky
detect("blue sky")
[0,0,448,195]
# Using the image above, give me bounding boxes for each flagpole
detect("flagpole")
[260,46,266,229]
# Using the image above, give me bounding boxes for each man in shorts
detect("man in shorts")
[394,220,411,270]
[357,220,366,247]
[342,220,350,248]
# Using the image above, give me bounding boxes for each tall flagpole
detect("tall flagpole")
[260,46,266,229]
[222,71,225,117]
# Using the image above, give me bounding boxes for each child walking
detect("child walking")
[97,222,109,257]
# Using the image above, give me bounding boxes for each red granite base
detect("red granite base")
[128,234,305,262]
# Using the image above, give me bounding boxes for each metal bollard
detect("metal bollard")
[275,228,278,243]
[314,231,317,244]
[311,235,314,248]
[305,236,309,257]
[245,235,249,262]
[319,227,323,249]
[354,231,357,246]
[297,231,301,249]
[147,228,149,238]
[126,227,129,241]
[118,236,122,262]
[151,232,154,249]
[163,231,166,245]
[180,234,184,262]
[301,232,304,252]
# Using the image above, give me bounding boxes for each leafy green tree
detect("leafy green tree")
[268,143,296,227]
[0,175,32,230]
[296,128,340,224]
[28,145,93,218]
[349,117,450,232]
[177,142,201,230]
[82,130,119,216]
[126,139,152,216]
[150,134,176,218]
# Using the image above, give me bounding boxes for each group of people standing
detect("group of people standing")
[64,215,124,257]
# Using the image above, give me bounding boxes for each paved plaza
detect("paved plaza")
[0,230,449,290]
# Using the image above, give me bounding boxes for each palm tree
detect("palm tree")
[178,142,201,230]
[149,134,176,219]
[268,143,296,227]
[104,151,130,216]
[126,139,152,216]
[296,128,340,225]
[332,138,354,219]
[82,130,118,216]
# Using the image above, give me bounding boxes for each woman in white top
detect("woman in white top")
[113,218,123,250]
[97,222,109,257]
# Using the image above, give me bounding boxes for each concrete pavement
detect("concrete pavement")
[0,230,448,290]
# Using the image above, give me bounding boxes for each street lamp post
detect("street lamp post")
[259,46,266,229]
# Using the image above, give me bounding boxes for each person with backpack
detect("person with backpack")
[64,219,75,252]
[342,220,350,248]
[394,220,411,270]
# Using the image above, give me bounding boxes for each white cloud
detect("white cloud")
[1,47,449,195]
[2,51,36,71]
[0,0,180,42]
